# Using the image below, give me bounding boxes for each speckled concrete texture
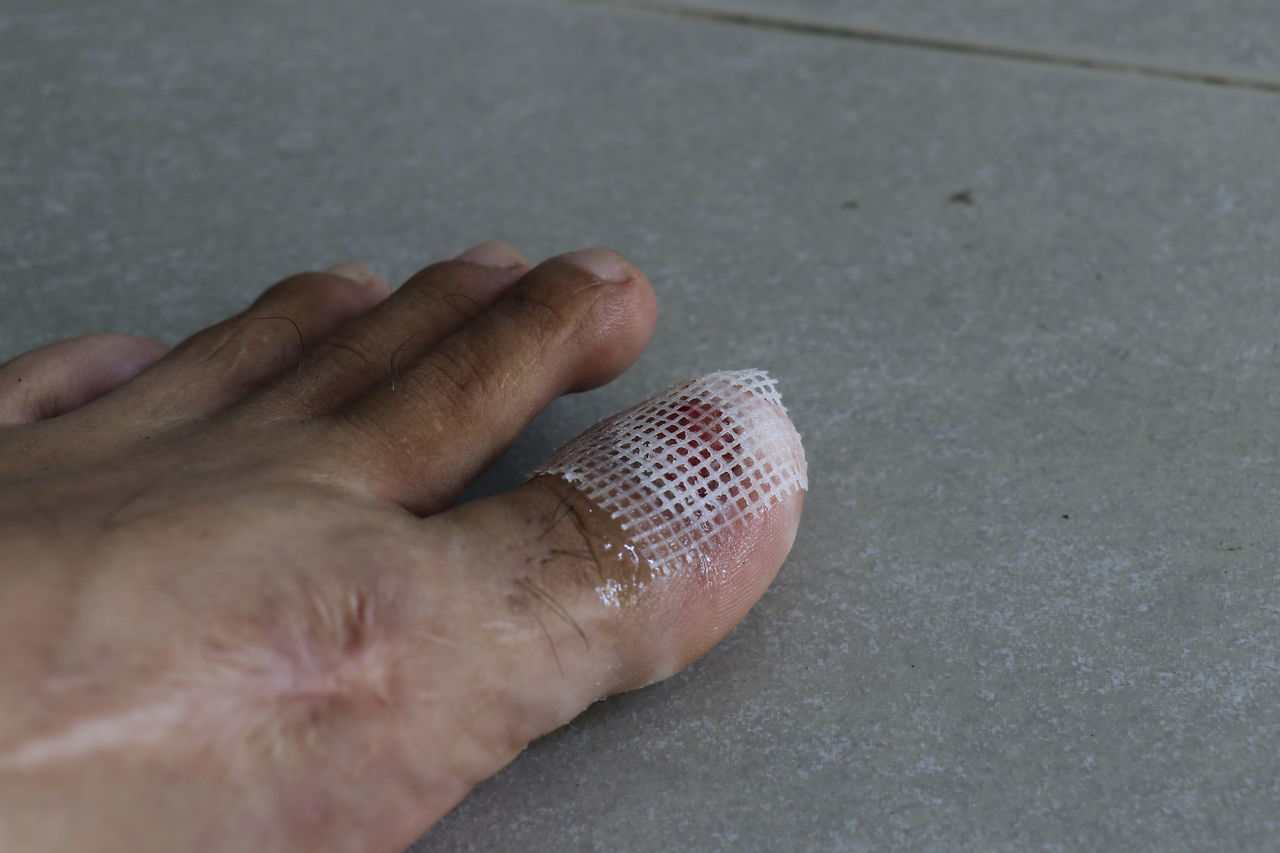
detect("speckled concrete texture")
[3,0,1279,850]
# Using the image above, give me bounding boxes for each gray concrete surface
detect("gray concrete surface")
[591,0,1280,84]
[3,0,1279,850]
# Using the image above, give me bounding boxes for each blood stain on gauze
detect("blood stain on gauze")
[533,370,808,572]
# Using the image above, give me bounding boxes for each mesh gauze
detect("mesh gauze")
[533,370,808,568]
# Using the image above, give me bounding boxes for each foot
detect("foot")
[0,243,805,852]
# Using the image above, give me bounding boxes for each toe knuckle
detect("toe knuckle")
[509,282,605,348]
[309,335,380,379]
[179,320,261,372]
[401,277,487,325]
[178,313,307,378]
[412,343,490,402]
[509,289,567,329]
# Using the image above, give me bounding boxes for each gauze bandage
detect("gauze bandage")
[533,370,808,569]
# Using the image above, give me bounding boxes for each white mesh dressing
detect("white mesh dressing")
[533,370,808,568]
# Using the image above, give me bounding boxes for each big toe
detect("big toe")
[434,370,807,742]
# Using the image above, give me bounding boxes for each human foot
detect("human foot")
[0,243,805,852]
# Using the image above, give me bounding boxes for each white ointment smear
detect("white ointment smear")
[534,370,808,569]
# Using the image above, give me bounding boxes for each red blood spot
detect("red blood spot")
[673,399,728,451]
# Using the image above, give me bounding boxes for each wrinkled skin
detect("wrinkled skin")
[0,244,803,852]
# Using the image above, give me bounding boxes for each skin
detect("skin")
[0,243,804,852]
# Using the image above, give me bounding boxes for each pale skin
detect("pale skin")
[0,242,804,852]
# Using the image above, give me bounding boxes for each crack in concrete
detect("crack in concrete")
[562,0,1280,95]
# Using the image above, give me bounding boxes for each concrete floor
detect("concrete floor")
[616,0,1280,81]
[3,0,1279,850]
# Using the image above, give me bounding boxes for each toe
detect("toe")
[105,262,391,421]
[419,371,806,766]
[0,333,169,423]
[318,248,658,514]
[250,241,531,419]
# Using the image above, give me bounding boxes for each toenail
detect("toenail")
[324,260,381,286]
[560,248,633,283]
[454,240,528,269]
[533,370,808,570]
